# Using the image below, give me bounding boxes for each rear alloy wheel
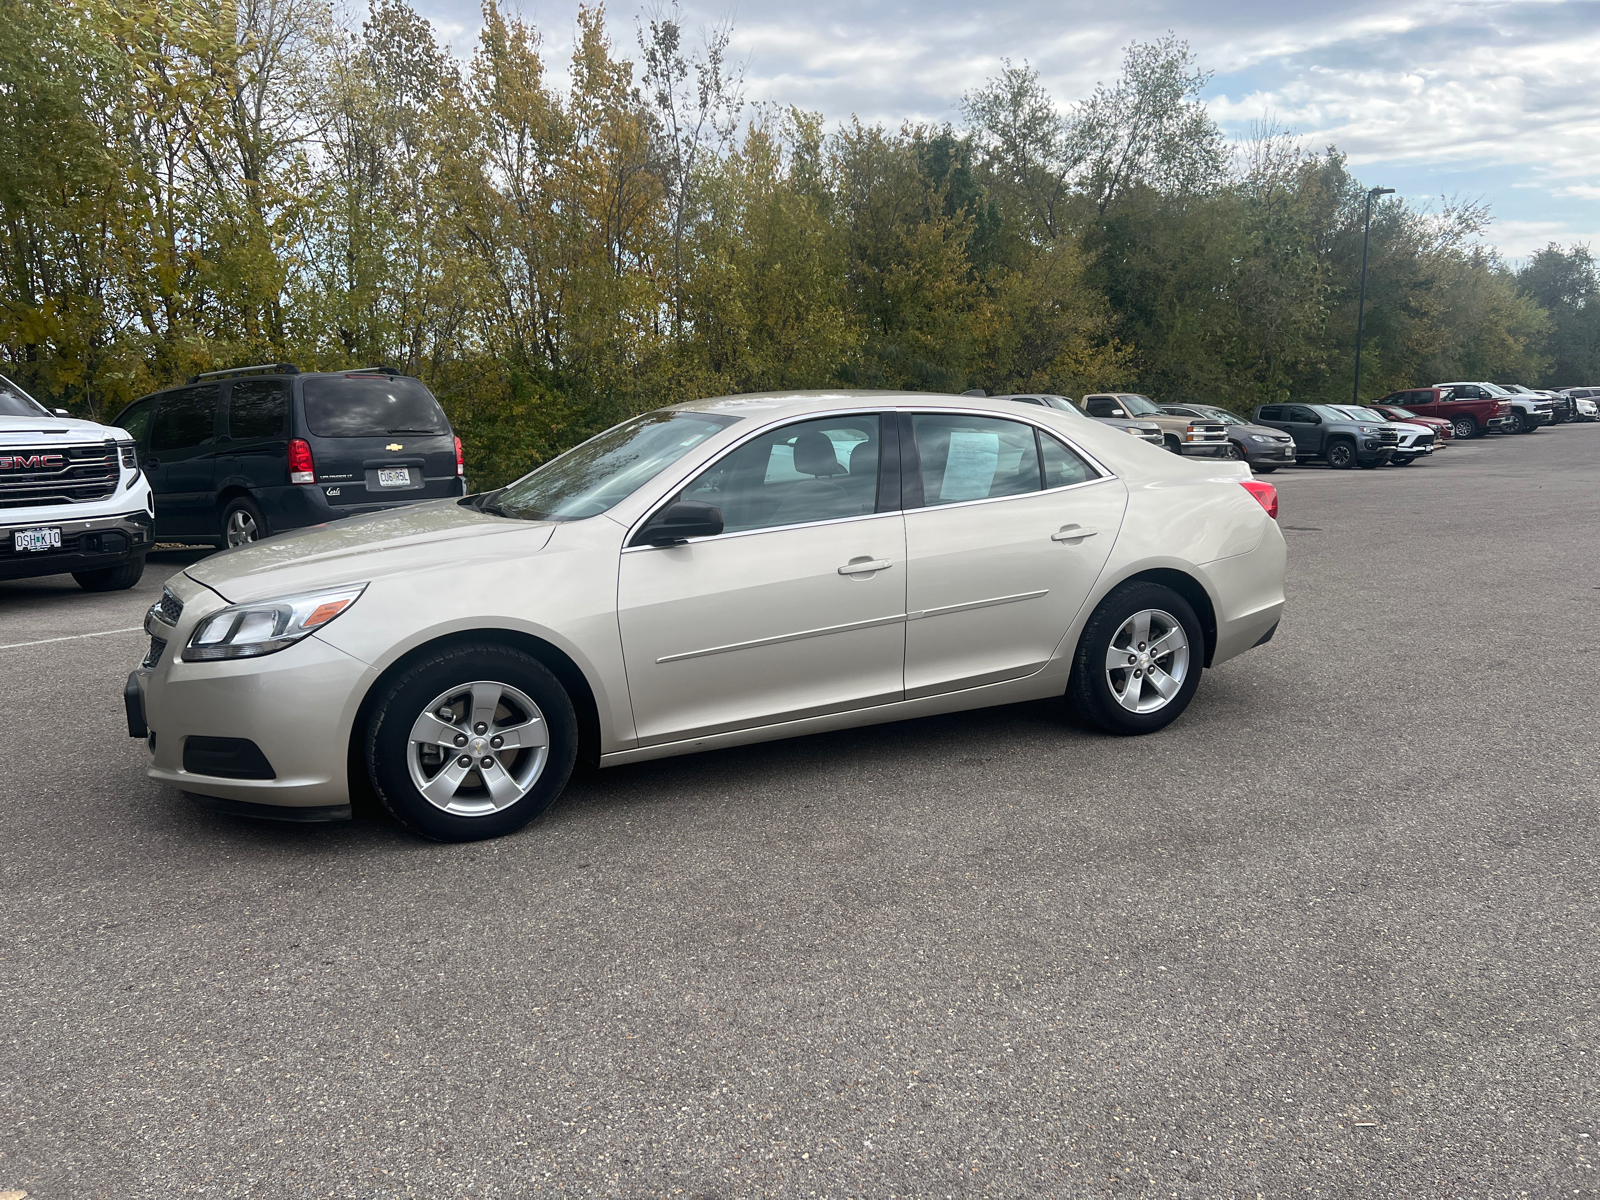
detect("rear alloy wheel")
[1502,409,1526,435]
[220,496,266,547]
[367,642,577,841]
[1451,416,1477,440]
[1067,582,1204,735]
[1326,440,1356,469]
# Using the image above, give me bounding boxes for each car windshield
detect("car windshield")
[1343,406,1386,421]
[1193,405,1248,425]
[0,374,50,417]
[1480,383,1513,397]
[302,374,451,437]
[1118,395,1163,416]
[490,411,739,522]
[1309,405,1356,421]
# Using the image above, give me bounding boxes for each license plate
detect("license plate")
[377,468,412,488]
[13,526,61,552]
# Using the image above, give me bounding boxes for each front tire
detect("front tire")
[1067,582,1204,736]
[1502,410,1526,435]
[366,643,578,842]
[1326,440,1356,469]
[73,556,146,591]
[1163,435,1183,455]
[1225,441,1247,461]
[1393,455,1415,466]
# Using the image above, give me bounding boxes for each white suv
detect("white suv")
[0,374,153,590]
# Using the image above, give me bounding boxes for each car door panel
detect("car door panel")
[616,412,906,746]
[146,385,221,538]
[899,412,1126,699]
[617,515,907,744]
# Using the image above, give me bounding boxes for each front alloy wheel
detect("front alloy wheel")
[1326,440,1356,469]
[1503,410,1525,435]
[368,643,577,841]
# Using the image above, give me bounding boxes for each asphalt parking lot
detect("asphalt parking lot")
[2,430,1597,1199]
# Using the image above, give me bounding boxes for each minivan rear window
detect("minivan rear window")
[302,374,451,438]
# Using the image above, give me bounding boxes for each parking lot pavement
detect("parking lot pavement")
[3,429,1597,1200]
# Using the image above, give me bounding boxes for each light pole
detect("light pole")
[1352,185,1396,404]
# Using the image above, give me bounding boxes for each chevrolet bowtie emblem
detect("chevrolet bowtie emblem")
[385,443,403,451]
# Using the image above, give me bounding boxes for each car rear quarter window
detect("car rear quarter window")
[227,380,288,440]
[302,374,451,438]
[1039,433,1094,489]
[150,386,220,452]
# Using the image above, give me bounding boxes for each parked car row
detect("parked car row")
[0,364,465,591]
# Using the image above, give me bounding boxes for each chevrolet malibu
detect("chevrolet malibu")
[127,392,1287,842]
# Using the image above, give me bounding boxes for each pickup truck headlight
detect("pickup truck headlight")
[1358,425,1380,433]
[182,584,367,662]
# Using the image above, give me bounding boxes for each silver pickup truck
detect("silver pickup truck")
[0,374,153,590]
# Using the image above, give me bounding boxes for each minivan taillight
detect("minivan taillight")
[454,435,464,477]
[289,438,315,484]
[1240,479,1278,520]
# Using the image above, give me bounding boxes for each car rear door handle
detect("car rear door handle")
[1052,525,1097,543]
[838,559,893,575]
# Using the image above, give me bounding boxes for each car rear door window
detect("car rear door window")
[679,415,881,533]
[227,380,288,441]
[1258,406,1284,422]
[907,413,1040,507]
[302,374,450,437]
[150,386,220,452]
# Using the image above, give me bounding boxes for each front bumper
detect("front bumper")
[1178,442,1231,458]
[1242,441,1296,465]
[0,508,153,581]
[134,593,376,809]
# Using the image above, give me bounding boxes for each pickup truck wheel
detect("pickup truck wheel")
[1393,456,1415,466]
[73,556,146,592]
[1450,416,1478,440]
[1502,410,1526,435]
[220,496,266,547]
[366,642,578,842]
[1163,435,1182,455]
[1326,440,1356,469]
[1068,583,1204,736]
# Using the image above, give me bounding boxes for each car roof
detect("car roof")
[664,389,1082,420]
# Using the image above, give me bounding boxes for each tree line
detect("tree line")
[3,0,1596,485]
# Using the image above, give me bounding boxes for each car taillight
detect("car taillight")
[454,435,464,477]
[289,437,315,484]
[1240,479,1278,520]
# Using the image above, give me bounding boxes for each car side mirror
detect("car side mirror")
[53,408,70,417]
[633,500,723,547]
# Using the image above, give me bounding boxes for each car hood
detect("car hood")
[0,413,128,444]
[1232,423,1288,438]
[185,498,556,603]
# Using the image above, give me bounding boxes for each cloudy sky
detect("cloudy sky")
[408,0,1600,259]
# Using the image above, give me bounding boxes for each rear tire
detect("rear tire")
[1326,440,1356,469]
[1067,582,1204,736]
[220,496,266,547]
[366,642,578,842]
[73,556,146,592]
[1451,416,1477,440]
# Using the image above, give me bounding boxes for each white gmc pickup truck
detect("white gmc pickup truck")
[0,373,154,590]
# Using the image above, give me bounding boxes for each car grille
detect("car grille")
[143,636,167,668]
[155,587,183,624]
[1415,432,1434,447]
[1377,429,1399,446]
[0,441,120,508]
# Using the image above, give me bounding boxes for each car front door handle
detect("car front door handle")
[1052,525,1097,543]
[838,559,893,575]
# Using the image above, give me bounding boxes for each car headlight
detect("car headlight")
[182,584,367,662]
[1125,426,1147,436]
[1249,434,1271,443]
[1358,425,1379,433]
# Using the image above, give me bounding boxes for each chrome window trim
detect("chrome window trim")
[621,403,1117,551]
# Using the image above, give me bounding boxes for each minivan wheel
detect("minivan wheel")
[1451,416,1477,440]
[366,643,577,842]
[1067,582,1204,736]
[220,496,266,547]
[73,556,146,592]
[1326,440,1356,469]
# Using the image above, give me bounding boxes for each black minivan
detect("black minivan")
[112,365,466,546]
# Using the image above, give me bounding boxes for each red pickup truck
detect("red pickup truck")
[1376,387,1509,440]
